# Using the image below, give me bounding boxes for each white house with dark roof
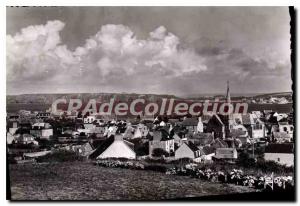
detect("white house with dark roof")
[149,129,174,156]
[272,122,294,140]
[273,132,292,143]
[187,132,214,147]
[89,135,136,159]
[30,122,53,139]
[181,117,204,133]
[214,148,237,162]
[175,141,201,160]
[233,113,265,139]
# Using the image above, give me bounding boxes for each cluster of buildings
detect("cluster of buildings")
[7,84,294,167]
[250,97,291,104]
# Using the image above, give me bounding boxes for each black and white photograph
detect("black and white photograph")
[6,5,295,201]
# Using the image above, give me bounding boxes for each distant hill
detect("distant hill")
[6,92,293,114]
[6,92,293,104]
[252,92,292,99]
[180,92,293,100]
[6,93,180,104]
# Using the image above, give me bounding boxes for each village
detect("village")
[6,84,296,201]
[7,82,294,164]
[7,85,295,196]
[7,106,294,163]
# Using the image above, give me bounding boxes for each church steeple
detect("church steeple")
[226,80,231,103]
[225,81,234,138]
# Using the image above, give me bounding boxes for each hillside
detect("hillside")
[6,93,180,104]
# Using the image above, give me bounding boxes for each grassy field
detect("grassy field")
[8,162,257,200]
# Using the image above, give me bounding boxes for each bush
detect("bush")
[152,148,169,157]
[144,164,167,173]
[144,157,166,164]
[236,152,256,168]
[37,150,83,163]
[169,158,193,165]
[256,159,294,174]
[135,142,149,156]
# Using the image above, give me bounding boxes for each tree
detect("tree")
[236,151,255,168]
[152,148,169,157]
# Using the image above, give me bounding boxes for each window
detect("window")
[290,127,294,131]
[283,127,288,132]
[253,123,262,130]
[277,158,280,162]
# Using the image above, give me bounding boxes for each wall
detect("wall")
[264,153,294,167]
[175,143,194,159]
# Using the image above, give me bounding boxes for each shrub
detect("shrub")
[236,152,256,168]
[169,158,193,165]
[256,159,294,174]
[37,150,83,162]
[144,164,167,173]
[152,148,169,157]
[144,157,166,164]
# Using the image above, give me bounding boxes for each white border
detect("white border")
[1,1,299,206]
[2,0,297,6]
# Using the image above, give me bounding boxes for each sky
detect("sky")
[6,7,292,95]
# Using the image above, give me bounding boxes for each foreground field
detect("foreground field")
[9,162,256,200]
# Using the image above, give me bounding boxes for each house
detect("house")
[83,123,96,130]
[175,141,202,160]
[200,146,215,162]
[159,121,167,127]
[30,123,53,139]
[214,148,237,161]
[132,128,143,139]
[136,123,149,136]
[89,135,136,159]
[64,142,94,157]
[251,111,263,119]
[273,112,289,122]
[131,123,149,139]
[271,122,294,140]
[229,124,250,147]
[172,132,187,148]
[84,115,96,123]
[273,132,292,143]
[211,138,228,149]
[264,143,294,167]
[244,114,265,139]
[36,112,51,119]
[17,134,38,145]
[58,134,73,143]
[8,121,19,135]
[149,129,175,156]
[66,111,78,120]
[123,125,135,139]
[181,117,199,133]
[229,129,250,147]
[7,132,17,144]
[187,132,214,147]
[233,113,265,139]
[206,114,225,139]
[106,125,118,137]
[87,126,106,138]
[201,113,214,124]
[8,114,20,122]
[168,118,180,126]
[141,114,155,121]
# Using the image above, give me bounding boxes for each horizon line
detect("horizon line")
[6,91,293,96]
